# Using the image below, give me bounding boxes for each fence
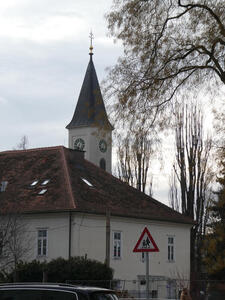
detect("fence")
[66,279,225,300]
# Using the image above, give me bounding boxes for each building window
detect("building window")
[168,236,174,261]
[37,229,48,256]
[113,231,121,259]
[100,158,106,171]
[151,290,158,298]
[141,252,146,262]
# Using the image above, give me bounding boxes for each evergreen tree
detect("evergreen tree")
[204,150,225,279]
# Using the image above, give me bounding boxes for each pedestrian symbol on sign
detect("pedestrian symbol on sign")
[142,236,151,248]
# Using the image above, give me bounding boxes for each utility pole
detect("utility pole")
[105,210,111,267]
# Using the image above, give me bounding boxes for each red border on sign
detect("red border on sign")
[133,227,159,252]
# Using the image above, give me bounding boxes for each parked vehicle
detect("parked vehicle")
[0,283,119,300]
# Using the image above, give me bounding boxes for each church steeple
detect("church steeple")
[66,37,113,173]
[66,37,113,131]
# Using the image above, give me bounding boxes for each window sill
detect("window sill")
[37,255,48,258]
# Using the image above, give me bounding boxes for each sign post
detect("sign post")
[133,227,159,300]
[146,252,149,300]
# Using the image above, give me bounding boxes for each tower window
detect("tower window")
[100,158,106,171]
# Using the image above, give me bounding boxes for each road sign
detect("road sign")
[133,227,159,252]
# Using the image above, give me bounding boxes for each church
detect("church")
[0,43,193,298]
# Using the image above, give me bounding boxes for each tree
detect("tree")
[105,0,224,122]
[0,213,32,280]
[169,102,213,279]
[14,135,29,150]
[203,148,225,279]
[116,127,159,194]
[213,100,225,151]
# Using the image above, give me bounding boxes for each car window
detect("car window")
[76,292,88,300]
[90,292,118,300]
[0,289,77,300]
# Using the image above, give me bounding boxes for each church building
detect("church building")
[0,43,193,298]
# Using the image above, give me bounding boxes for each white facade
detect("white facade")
[24,212,191,284]
[68,126,112,173]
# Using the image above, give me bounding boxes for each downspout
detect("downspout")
[105,210,111,267]
[68,211,72,259]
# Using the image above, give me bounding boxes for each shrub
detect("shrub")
[6,257,113,286]
[47,256,113,287]
[9,260,45,282]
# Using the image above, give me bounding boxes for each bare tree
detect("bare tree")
[116,128,159,194]
[169,102,213,279]
[105,0,224,123]
[169,170,180,212]
[15,135,29,150]
[0,213,32,280]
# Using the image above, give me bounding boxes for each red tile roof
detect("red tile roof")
[0,146,193,224]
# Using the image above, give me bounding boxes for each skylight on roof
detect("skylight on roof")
[31,180,39,186]
[38,189,47,195]
[81,178,93,187]
[41,179,50,186]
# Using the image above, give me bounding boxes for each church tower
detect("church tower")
[66,39,113,173]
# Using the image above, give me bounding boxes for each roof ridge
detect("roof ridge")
[0,145,66,155]
[60,147,76,209]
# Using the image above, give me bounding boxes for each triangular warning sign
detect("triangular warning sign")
[133,227,159,252]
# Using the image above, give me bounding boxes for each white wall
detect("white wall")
[23,212,191,281]
[25,213,70,262]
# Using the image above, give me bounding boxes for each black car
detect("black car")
[0,283,119,300]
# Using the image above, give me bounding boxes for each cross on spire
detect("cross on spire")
[89,31,94,55]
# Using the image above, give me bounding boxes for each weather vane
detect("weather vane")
[89,30,94,55]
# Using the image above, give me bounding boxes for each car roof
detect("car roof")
[0,283,114,293]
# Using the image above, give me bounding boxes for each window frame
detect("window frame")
[37,228,48,257]
[167,235,175,262]
[141,252,146,262]
[112,231,122,259]
[151,290,158,298]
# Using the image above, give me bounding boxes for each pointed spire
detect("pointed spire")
[66,35,113,131]
[89,30,94,57]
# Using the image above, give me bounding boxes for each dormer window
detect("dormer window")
[41,179,50,186]
[30,180,39,187]
[81,178,93,187]
[0,181,8,192]
[38,189,47,195]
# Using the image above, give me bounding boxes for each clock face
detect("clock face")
[74,138,85,151]
[99,139,107,153]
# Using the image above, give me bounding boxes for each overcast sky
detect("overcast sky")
[1,0,221,205]
[0,0,123,148]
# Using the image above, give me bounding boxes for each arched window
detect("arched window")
[100,158,106,171]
